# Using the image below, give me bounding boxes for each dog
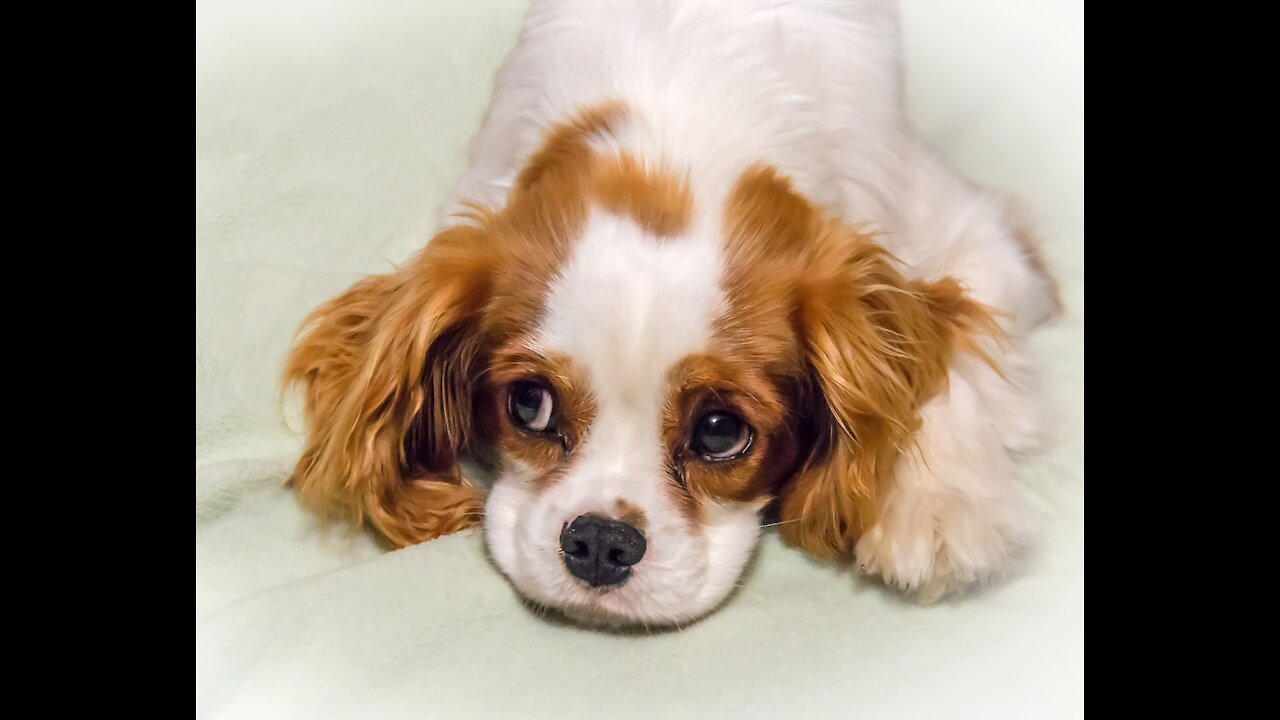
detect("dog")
[283,0,1059,627]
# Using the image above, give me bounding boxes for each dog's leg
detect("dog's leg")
[855,344,1039,601]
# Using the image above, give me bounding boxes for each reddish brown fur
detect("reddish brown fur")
[284,102,637,547]
[594,154,692,237]
[613,499,648,531]
[718,165,999,560]
[662,353,798,511]
[282,225,494,547]
[486,345,598,483]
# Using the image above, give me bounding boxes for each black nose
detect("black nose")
[560,514,647,588]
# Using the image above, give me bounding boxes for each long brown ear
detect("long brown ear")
[283,225,493,547]
[776,225,998,560]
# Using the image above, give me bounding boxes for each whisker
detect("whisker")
[759,517,805,529]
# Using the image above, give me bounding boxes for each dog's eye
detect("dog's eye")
[509,381,555,433]
[692,412,751,460]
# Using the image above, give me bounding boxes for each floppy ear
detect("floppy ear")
[281,102,632,547]
[776,225,998,559]
[283,225,493,547]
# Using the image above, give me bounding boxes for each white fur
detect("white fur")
[463,0,1053,623]
[488,211,762,625]
[854,354,1039,602]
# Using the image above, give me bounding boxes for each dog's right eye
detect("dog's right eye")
[691,411,752,461]
[509,381,555,433]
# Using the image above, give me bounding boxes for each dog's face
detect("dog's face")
[481,204,815,625]
[285,104,992,627]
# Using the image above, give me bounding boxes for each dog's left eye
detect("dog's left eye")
[509,381,555,432]
[692,411,752,460]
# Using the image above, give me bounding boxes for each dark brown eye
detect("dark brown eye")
[509,381,554,432]
[692,412,751,460]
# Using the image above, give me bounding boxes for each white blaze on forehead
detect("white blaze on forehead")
[534,211,724,404]
[532,210,724,490]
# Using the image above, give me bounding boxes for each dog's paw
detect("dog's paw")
[854,495,1029,604]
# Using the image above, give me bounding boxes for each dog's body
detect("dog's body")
[286,0,1057,626]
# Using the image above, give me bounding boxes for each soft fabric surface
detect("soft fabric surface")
[195,1,1083,717]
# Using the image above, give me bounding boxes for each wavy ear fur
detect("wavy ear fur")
[775,219,999,560]
[282,102,633,547]
[283,225,493,547]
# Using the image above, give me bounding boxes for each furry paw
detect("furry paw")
[854,492,1030,603]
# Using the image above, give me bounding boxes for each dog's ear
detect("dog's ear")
[281,102,632,547]
[283,225,494,547]
[774,219,998,561]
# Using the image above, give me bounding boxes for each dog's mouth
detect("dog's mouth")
[512,565,687,630]
[568,576,630,594]
[556,575,650,627]
[557,601,637,628]
[511,585,637,628]
[516,593,688,634]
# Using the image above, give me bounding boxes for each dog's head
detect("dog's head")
[284,104,993,626]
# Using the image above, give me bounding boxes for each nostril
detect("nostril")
[603,523,646,568]
[567,540,591,558]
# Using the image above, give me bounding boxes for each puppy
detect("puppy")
[284,0,1059,627]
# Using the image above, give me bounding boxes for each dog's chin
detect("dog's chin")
[557,600,650,629]
[532,588,712,630]
[496,563,719,629]
[512,567,750,630]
